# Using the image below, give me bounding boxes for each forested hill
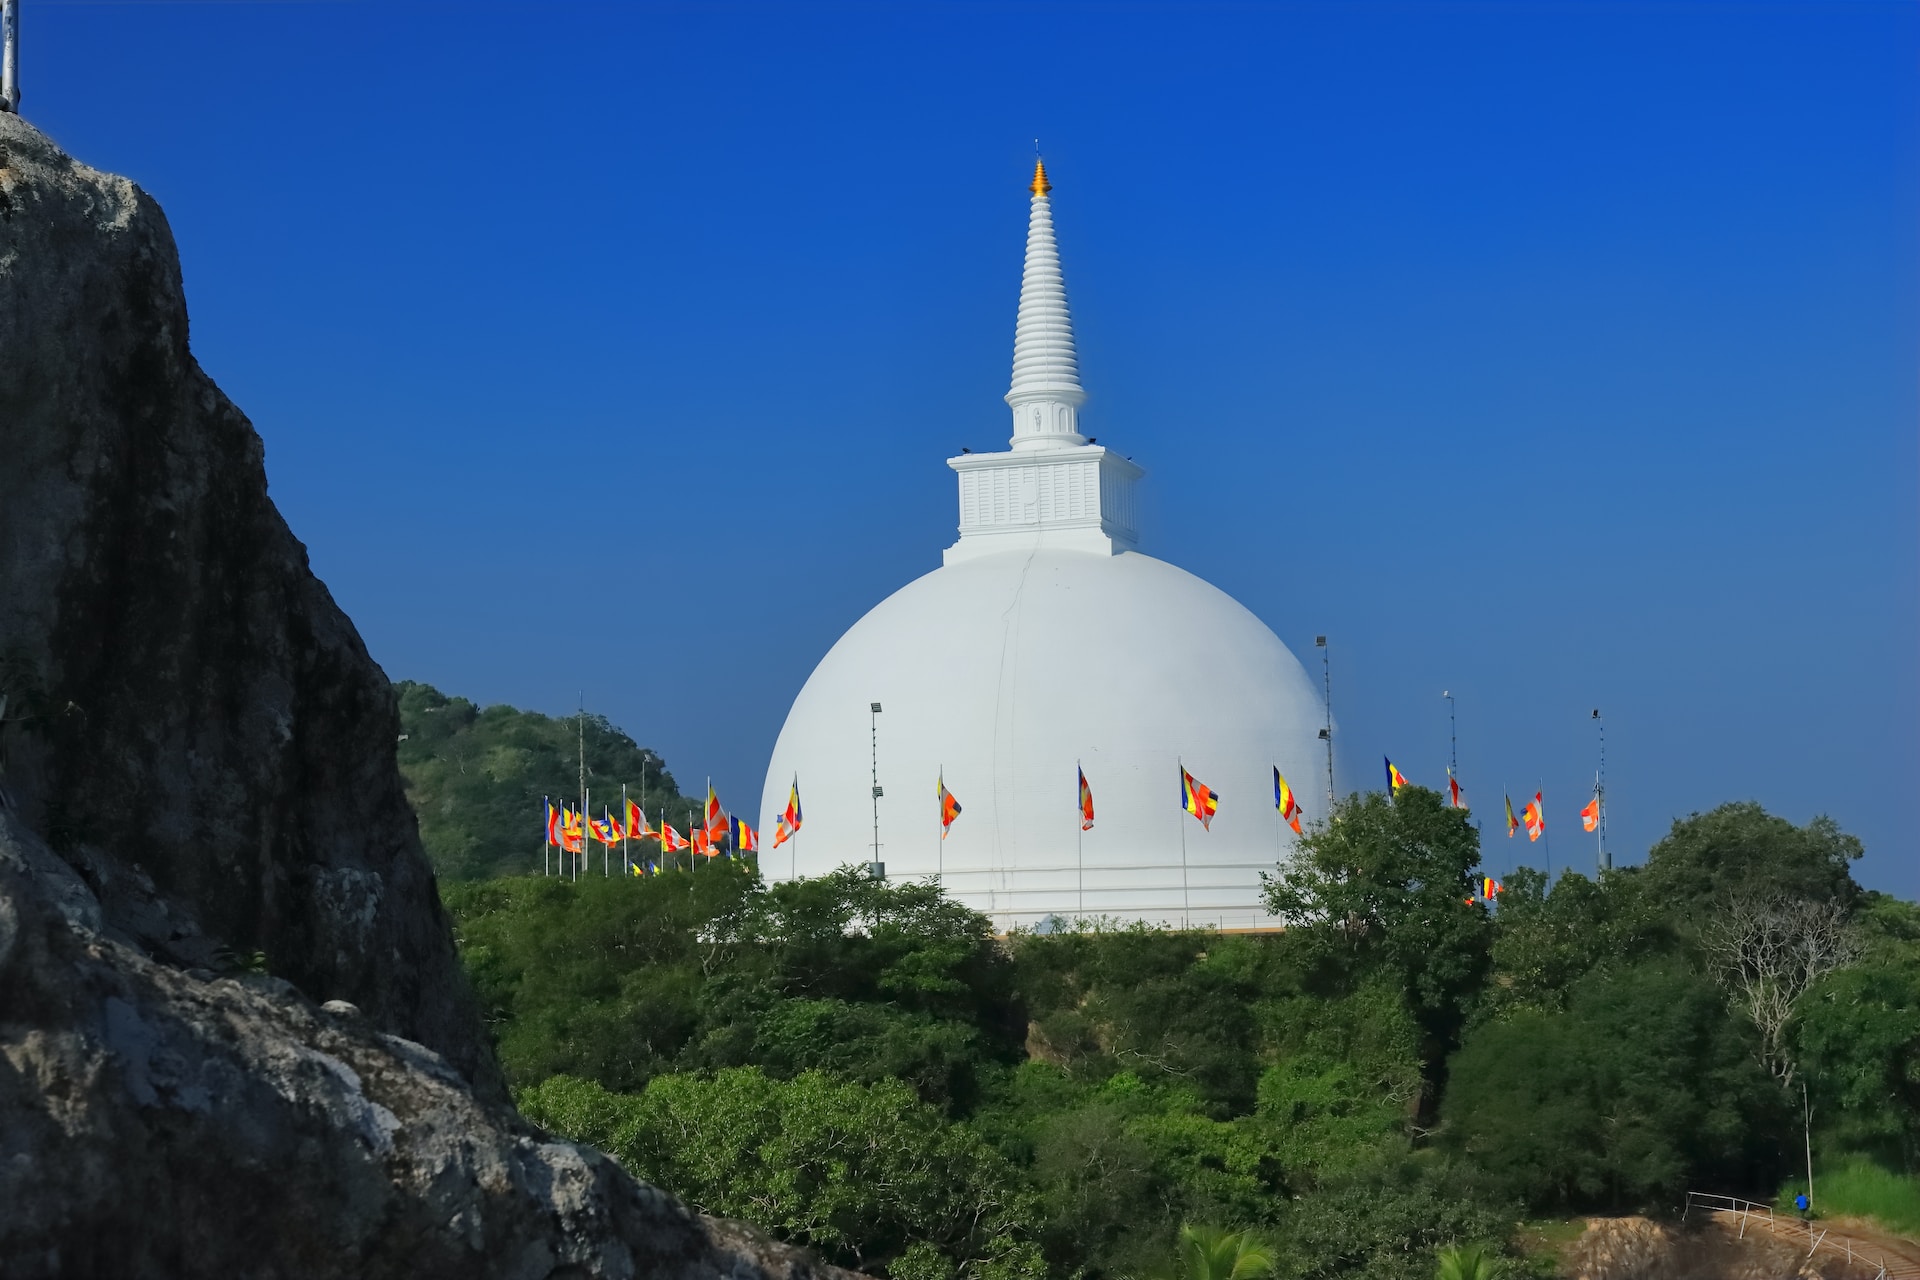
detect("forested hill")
[395,681,695,880]
[445,794,1920,1280]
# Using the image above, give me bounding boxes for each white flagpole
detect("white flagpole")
[1076,762,1084,922]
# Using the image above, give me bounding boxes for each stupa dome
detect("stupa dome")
[758,161,1328,930]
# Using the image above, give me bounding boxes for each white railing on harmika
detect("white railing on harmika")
[1683,1191,1920,1279]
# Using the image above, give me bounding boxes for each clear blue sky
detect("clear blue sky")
[25,1,1917,892]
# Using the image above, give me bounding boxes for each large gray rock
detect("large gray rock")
[0,111,492,1094]
[0,116,852,1278]
[0,808,851,1279]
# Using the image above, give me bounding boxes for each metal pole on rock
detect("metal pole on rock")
[1,1,19,115]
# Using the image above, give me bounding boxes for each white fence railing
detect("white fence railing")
[1683,1191,1920,1279]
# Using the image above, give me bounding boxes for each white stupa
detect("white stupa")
[759,161,1328,930]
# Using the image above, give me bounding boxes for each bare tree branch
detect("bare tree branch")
[1702,895,1861,1088]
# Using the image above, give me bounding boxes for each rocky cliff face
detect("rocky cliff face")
[0,115,848,1278]
[0,113,493,1090]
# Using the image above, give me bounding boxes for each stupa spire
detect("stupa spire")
[1006,159,1087,450]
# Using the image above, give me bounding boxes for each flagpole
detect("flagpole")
[542,795,550,877]
[1538,777,1551,886]
[577,697,586,882]
[1167,759,1182,932]
[1273,766,1281,855]
[622,783,629,878]
[791,773,798,884]
[937,765,944,884]
[1593,708,1608,873]
[1076,761,1084,922]
[1316,636,1334,809]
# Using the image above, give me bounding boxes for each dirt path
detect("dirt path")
[1811,1217,1920,1278]
[1700,1208,1920,1279]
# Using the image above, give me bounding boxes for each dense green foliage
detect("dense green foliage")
[430,747,1916,1278]
[395,681,694,880]
[1776,1155,1920,1236]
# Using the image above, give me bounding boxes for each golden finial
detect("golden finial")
[1030,159,1051,197]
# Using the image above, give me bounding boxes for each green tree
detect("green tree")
[1174,1224,1275,1280]
[1794,894,1920,1167]
[1472,867,1668,1027]
[1638,802,1862,916]
[520,1069,1044,1280]
[1263,788,1490,1091]
[1442,959,1785,1210]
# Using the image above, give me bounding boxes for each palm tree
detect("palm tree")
[1174,1224,1276,1280]
[1433,1242,1501,1280]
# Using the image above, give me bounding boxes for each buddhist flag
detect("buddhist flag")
[590,814,621,847]
[1274,767,1303,835]
[774,777,803,847]
[545,800,563,848]
[658,821,688,854]
[1180,766,1218,830]
[1448,771,1466,810]
[938,774,962,839]
[629,859,649,877]
[1385,758,1410,795]
[732,816,758,854]
[1523,792,1545,842]
[1482,877,1504,899]
[561,807,585,854]
[1078,767,1095,832]
[625,797,649,839]
[705,783,724,832]
[1504,794,1519,838]
[691,826,716,858]
[1581,794,1600,833]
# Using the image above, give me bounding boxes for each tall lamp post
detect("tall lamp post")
[868,702,884,878]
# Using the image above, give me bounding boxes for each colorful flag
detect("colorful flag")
[545,801,563,847]
[1448,771,1466,810]
[939,774,962,839]
[1481,877,1504,899]
[691,826,716,858]
[561,807,585,854]
[705,783,724,833]
[630,859,650,877]
[590,814,622,847]
[1504,794,1519,838]
[732,816,758,854]
[1523,792,1545,842]
[1078,767,1095,832]
[625,797,648,839]
[658,822,688,853]
[774,777,802,847]
[1180,766,1219,830]
[1581,795,1600,833]
[1274,767,1303,835]
[1385,758,1410,795]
